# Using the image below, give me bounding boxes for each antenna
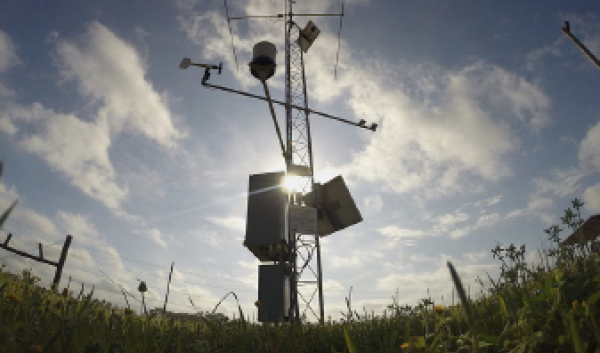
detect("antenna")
[334,0,345,79]
[223,0,239,72]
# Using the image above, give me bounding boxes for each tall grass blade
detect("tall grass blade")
[343,326,358,353]
[448,261,479,353]
[587,289,600,306]
[0,200,18,227]
[568,311,584,353]
[497,295,509,322]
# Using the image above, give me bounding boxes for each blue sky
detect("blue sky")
[1,0,600,321]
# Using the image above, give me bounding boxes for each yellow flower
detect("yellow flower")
[572,300,579,310]
[401,342,410,349]
[7,292,22,303]
[31,344,43,352]
[434,305,444,312]
[255,300,261,307]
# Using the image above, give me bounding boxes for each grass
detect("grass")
[1,184,600,352]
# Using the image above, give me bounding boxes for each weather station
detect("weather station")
[179,0,377,324]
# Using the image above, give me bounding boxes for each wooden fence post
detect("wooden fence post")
[52,234,72,290]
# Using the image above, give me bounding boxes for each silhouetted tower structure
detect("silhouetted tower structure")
[180,0,376,323]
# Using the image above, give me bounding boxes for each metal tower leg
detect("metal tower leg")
[284,2,324,324]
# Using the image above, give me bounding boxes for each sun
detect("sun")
[283,175,306,192]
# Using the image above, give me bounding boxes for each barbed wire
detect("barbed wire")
[1,221,441,298]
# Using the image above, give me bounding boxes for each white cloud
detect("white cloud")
[381,207,498,242]
[475,213,501,228]
[436,212,469,227]
[179,2,549,199]
[323,279,344,292]
[192,228,222,248]
[447,212,501,239]
[0,183,128,287]
[378,226,426,240]
[56,22,184,148]
[16,105,126,211]
[474,195,503,208]
[449,227,471,239]
[174,0,202,10]
[329,250,383,268]
[507,195,555,226]
[136,228,168,248]
[533,167,586,198]
[376,258,496,305]
[341,62,549,198]
[57,211,99,244]
[0,29,18,72]
[579,120,600,172]
[364,194,383,212]
[463,251,486,262]
[583,183,600,213]
[525,37,563,72]
[206,216,246,232]
[0,184,61,239]
[527,196,553,210]
[0,22,183,216]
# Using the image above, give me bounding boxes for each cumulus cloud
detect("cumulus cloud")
[329,249,383,268]
[527,197,553,211]
[206,215,246,232]
[192,227,222,248]
[0,29,18,99]
[341,62,549,198]
[364,194,383,212]
[583,183,600,213]
[379,226,426,240]
[381,206,501,242]
[0,22,183,215]
[436,212,469,228]
[55,22,184,148]
[376,255,496,305]
[15,104,126,211]
[179,1,549,199]
[0,29,18,72]
[509,168,584,225]
[0,182,129,289]
[579,120,600,172]
[136,228,168,248]
[533,167,586,198]
[474,195,503,208]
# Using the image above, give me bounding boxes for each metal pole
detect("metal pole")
[562,22,600,71]
[202,81,373,130]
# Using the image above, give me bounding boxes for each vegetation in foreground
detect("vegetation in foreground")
[1,199,600,353]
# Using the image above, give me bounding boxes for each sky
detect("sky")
[1,0,600,322]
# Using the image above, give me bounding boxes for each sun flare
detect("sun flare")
[283,175,306,192]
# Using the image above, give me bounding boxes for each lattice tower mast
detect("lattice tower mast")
[284,0,325,323]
